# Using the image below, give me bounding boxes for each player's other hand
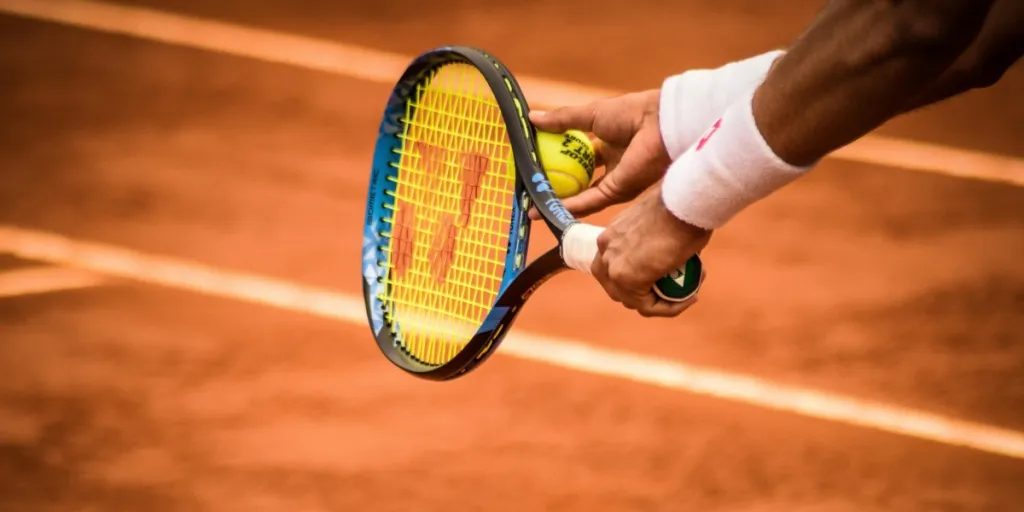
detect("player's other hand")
[527,90,669,219]
[592,183,711,318]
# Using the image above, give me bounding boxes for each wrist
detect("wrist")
[659,49,785,161]
[660,91,815,230]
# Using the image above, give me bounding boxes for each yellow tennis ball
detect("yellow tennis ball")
[536,129,596,198]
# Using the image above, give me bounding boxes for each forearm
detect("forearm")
[898,0,1024,113]
[755,0,998,166]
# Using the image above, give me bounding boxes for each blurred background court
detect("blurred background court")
[1,1,1022,510]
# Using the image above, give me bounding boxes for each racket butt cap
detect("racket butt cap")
[653,255,703,302]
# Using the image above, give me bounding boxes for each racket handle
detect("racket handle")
[561,223,702,302]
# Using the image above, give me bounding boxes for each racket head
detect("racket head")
[362,46,540,380]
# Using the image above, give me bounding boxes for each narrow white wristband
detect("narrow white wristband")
[659,50,785,160]
[660,92,814,230]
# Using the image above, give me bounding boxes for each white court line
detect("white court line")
[1,224,1023,461]
[2,0,1023,187]
[0,265,107,297]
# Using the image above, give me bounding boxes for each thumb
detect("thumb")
[529,103,598,133]
[560,143,657,217]
[526,187,611,221]
[525,178,623,221]
[557,171,631,219]
[526,162,629,221]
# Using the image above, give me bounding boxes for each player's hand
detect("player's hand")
[591,183,711,318]
[527,90,669,219]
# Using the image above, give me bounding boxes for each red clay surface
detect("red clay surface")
[1,2,1023,511]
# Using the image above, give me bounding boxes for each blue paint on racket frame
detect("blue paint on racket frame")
[363,133,400,338]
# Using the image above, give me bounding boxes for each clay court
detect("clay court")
[1,1,1023,510]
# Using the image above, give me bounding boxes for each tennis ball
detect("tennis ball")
[536,129,596,198]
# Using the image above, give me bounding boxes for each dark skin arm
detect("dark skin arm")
[755,0,1000,167]
[899,0,1024,113]
[764,0,1024,115]
[533,0,1020,222]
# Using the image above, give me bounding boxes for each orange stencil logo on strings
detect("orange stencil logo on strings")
[429,150,490,284]
[392,141,491,285]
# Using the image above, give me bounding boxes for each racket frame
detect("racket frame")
[364,46,691,381]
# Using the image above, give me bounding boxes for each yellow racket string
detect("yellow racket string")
[379,62,516,366]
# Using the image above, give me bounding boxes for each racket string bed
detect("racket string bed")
[377,62,516,366]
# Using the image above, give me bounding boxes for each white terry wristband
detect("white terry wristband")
[660,91,814,230]
[659,50,785,160]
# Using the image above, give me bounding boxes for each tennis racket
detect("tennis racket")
[362,46,703,381]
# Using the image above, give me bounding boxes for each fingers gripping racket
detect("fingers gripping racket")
[362,46,703,381]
